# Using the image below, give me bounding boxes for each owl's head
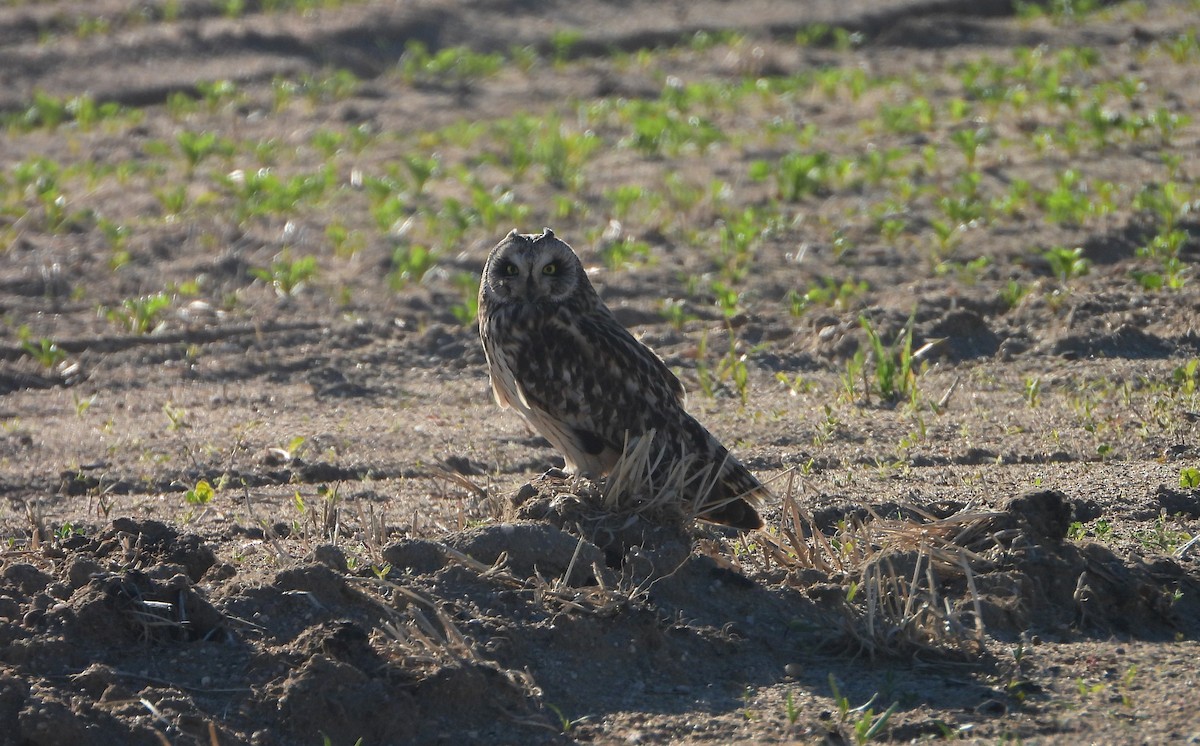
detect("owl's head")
[480,228,591,305]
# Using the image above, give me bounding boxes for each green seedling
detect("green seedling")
[401,154,440,197]
[532,118,598,190]
[176,130,233,174]
[879,97,934,134]
[196,79,240,112]
[828,674,898,744]
[859,313,918,405]
[155,185,189,217]
[787,277,868,316]
[658,298,696,330]
[292,69,360,103]
[399,42,504,88]
[450,272,480,325]
[599,237,652,270]
[389,245,438,288]
[1180,466,1200,489]
[550,30,583,63]
[1023,376,1041,408]
[185,479,215,507]
[72,392,96,418]
[950,126,991,169]
[326,221,366,259]
[1136,510,1191,553]
[219,165,334,222]
[106,292,172,334]
[252,253,319,297]
[753,151,831,201]
[162,402,189,431]
[21,336,67,369]
[1174,359,1198,395]
[1043,246,1090,283]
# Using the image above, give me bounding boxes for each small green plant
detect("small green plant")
[709,281,741,319]
[879,97,935,134]
[950,126,991,169]
[754,151,831,202]
[715,207,770,281]
[105,292,172,334]
[550,30,583,63]
[326,221,366,259]
[1093,518,1113,541]
[176,130,233,174]
[1180,466,1200,490]
[21,91,69,129]
[155,185,189,216]
[1023,376,1041,408]
[20,334,67,369]
[389,245,438,288]
[532,118,598,190]
[219,165,334,222]
[625,100,725,157]
[783,690,800,726]
[291,69,361,104]
[1172,359,1198,395]
[788,277,869,316]
[185,479,215,507]
[1036,170,1114,226]
[196,79,240,112]
[858,313,918,405]
[659,298,696,330]
[72,392,96,418]
[1136,229,1190,290]
[1000,279,1031,310]
[1043,246,1091,283]
[828,674,898,744]
[710,331,752,405]
[54,522,83,541]
[1136,510,1191,553]
[162,402,189,432]
[252,253,319,297]
[450,272,480,325]
[599,237,652,270]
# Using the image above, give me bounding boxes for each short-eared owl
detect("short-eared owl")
[478,228,765,530]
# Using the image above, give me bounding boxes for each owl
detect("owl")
[477,228,765,530]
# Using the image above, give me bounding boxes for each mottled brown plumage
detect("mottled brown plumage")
[478,228,765,530]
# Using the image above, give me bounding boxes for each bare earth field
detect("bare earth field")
[2,0,1200,743]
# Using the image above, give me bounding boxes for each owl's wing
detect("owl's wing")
[511,308,686,463]
[579,310,686,406]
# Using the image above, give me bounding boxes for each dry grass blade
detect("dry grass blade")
[369,577,482,669]
[603,428,750,526]
[760,493,995,658]
[24,499,47,550]
[439,542,633,616]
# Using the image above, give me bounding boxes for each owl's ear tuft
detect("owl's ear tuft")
[505,228,520,239]
[541,227,555,240]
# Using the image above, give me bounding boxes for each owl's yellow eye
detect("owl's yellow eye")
[503,262,519,276]
[542,263,558,275]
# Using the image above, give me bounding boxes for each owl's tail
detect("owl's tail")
[615,424,767,530]
[696,455,766,531]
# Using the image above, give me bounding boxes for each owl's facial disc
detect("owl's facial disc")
[487,234,578,303]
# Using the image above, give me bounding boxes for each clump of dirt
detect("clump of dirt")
[510,472,696,571]
[3,486,1196,743]
[973,491,1198,638]
[786,490,1198,661]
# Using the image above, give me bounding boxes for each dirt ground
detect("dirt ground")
[2,0,1200,744]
